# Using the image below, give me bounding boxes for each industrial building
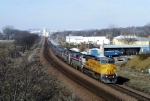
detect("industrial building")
[113,35,150,45]
[66,36,110,45]
[104,44,150,55]
[66,35,150,55]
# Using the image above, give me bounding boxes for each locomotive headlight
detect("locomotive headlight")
[113,76,114,78]
[106,75,108,78]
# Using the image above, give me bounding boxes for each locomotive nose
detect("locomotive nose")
[107,64,116,75]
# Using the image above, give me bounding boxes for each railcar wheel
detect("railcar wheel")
[80,65,84,72]
[77,66,79,70]
[70,61,73,66]
[74,66,77,69]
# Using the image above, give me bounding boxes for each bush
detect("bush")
[0,61,81,101]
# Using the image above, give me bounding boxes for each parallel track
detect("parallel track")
[109,84,150,101]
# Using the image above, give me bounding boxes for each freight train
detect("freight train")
[48,39,117,83]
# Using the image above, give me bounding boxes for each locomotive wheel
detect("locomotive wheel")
[82,67,86,73]
[80,65,84,72]
[95,74,100,80]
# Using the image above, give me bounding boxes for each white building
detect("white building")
[66,36,110,45]
[42,27,49,37]
[28,29,42,34]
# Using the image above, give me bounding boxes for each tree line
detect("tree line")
[51,24,150,45]
[0,26,81,100]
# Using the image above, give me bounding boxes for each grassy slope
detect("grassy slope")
[118,54,150,94]
[125,53,150,70]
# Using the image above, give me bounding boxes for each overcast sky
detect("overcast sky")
[0,0,150,31]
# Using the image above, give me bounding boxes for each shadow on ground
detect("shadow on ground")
[116,76,130,85]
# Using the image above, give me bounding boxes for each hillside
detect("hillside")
[123,53,150,71]
[117,53,150,94]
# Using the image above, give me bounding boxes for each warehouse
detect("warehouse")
[66,36,110,45]
[104,44,150,55]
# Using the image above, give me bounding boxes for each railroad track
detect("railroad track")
[109,84,150,101]
[43,38,150,101]
[44,39,121,101]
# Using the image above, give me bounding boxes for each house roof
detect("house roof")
[115,35,150,41]
[104,45,150,48]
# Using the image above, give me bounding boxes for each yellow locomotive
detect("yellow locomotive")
[83,55,117,83]
[49,39,117,83]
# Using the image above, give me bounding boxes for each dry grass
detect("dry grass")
[117,67,150,94]
[124,53,150,70]
[117,53,150,95]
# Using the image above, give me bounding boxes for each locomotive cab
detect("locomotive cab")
[99,57,117,83]
[84,56,117,83]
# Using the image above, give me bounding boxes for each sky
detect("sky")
[0,0,150,31]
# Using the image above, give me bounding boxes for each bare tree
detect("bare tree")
[2,26,14,40]
[0,61,61,100]
[107,24,120,43]
[0,42,13,67]
[144,23,150,37]
[121,29,137,44]
[0,32,4,40]
[0,60,81,101]
[13,30,39,53]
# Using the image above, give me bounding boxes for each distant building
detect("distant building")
[104,44,150,55]
[42,27,49,37]
[113,35,150,45]
[66,36,110,45]
[28,29,42,34]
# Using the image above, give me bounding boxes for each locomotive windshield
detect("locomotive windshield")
[108,60,115,64]
[100,60,108,64]
[108,58,115,64]
[100,59,115,64]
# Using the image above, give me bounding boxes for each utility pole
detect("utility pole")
[69,34,70,47]
[94,32,96,44]
[76,37,78,48]
[88,39,90,54]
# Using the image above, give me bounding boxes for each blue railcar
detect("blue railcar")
[105,50,122,57]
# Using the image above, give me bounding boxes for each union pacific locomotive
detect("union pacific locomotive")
[49,39,117,83]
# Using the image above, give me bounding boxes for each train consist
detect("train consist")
[48,39,117,83]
